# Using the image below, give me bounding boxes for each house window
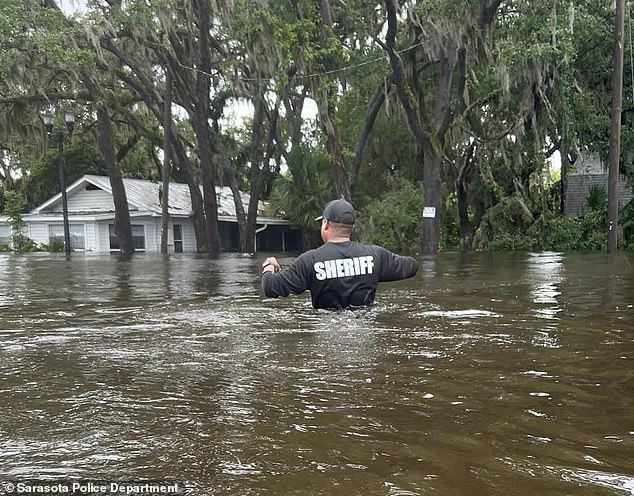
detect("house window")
[173,224,183,253]
[49,224,85,250]
[109,224,146,251]
[0,225,10,247]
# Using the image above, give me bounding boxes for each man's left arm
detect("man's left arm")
[376,247,418,282]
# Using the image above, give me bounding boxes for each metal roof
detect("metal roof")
[32,175,269,220]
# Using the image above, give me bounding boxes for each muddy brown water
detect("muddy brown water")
[0,251,632,495]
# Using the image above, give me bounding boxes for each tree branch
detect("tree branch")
[350,76,391,195]
[0,92,90,106]
[384,0,428,145]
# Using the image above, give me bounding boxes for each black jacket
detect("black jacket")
[262,241,418,309]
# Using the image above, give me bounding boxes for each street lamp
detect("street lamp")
[40,108,75,257]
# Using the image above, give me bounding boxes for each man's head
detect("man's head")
[316,199,355,242]
[316,199,356,225]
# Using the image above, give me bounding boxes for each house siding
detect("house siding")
[0,223,10,246]
[564,174,633,217]
[97,221,109,251]
[143,221,157,252]
[57,187,115,213]
[85,222,97,251]
[148,219,196,253]
[28,223,49,245]
[95,217,197,253]
[182,221,196,252]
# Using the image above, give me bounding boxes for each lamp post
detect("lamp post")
[40,108,75,257]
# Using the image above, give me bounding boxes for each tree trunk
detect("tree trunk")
[456,142,477,249]
[231,93,265,254]
[98,105,134,257]
[196,116,222,255]
[316,95,351,200]
[171,135,208,252]
[422,141,442,254]
[226,171,253,254]
[160,69,172,254]
[193,0,221,255]
[384,0,443,254]
[225,89,279,254]
[607,0,625,255]
[83,74,134,256]
[244,132,276,253]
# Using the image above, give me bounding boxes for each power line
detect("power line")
[173,41,426,84]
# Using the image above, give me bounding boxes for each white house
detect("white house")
[0,175,301,253]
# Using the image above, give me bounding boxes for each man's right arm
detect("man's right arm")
[261,254,311,298]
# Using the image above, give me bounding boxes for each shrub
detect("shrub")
[13,237,40,252]
[441,186,461,250]
[543,215,584,251]
[3,190,42,253]
[620,198,634,250]
[485,232,532,251]
[357,175,422,255]
[475,199,613,252]
[474,197,534,251]
[45,239,65,252]
[586,185,607,211]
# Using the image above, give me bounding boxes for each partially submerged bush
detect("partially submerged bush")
[476,207,612,252]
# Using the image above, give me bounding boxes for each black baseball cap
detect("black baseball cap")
[315,199,356,225]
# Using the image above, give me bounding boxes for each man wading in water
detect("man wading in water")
[261,199,418,310]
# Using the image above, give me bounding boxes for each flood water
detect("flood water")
[0,251,633,495]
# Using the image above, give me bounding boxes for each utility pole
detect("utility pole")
[608,0,625,255]
[57,131,72,257]
[40,108,75,258]
[160,69,172,254]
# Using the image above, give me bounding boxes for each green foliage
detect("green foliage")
[585,185,607,212]
[20,142,107,210]
[45,238,65,252]
[3,190,39,252]
[4,190,25,230]
[530,211,607,251]
[14,237,40,252]
[357,175,422,255]
[478,208,609,252]
[266,147,333,228]
[534,215,583,251]
[336,63,420,201]
[475,196,534,249]
[517,200,634,252]
[441,186,460,251]
[484,232,533,252]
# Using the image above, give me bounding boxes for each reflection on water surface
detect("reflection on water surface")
[0,251,633,495]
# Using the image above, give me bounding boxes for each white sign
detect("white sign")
[422,207,436,219]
